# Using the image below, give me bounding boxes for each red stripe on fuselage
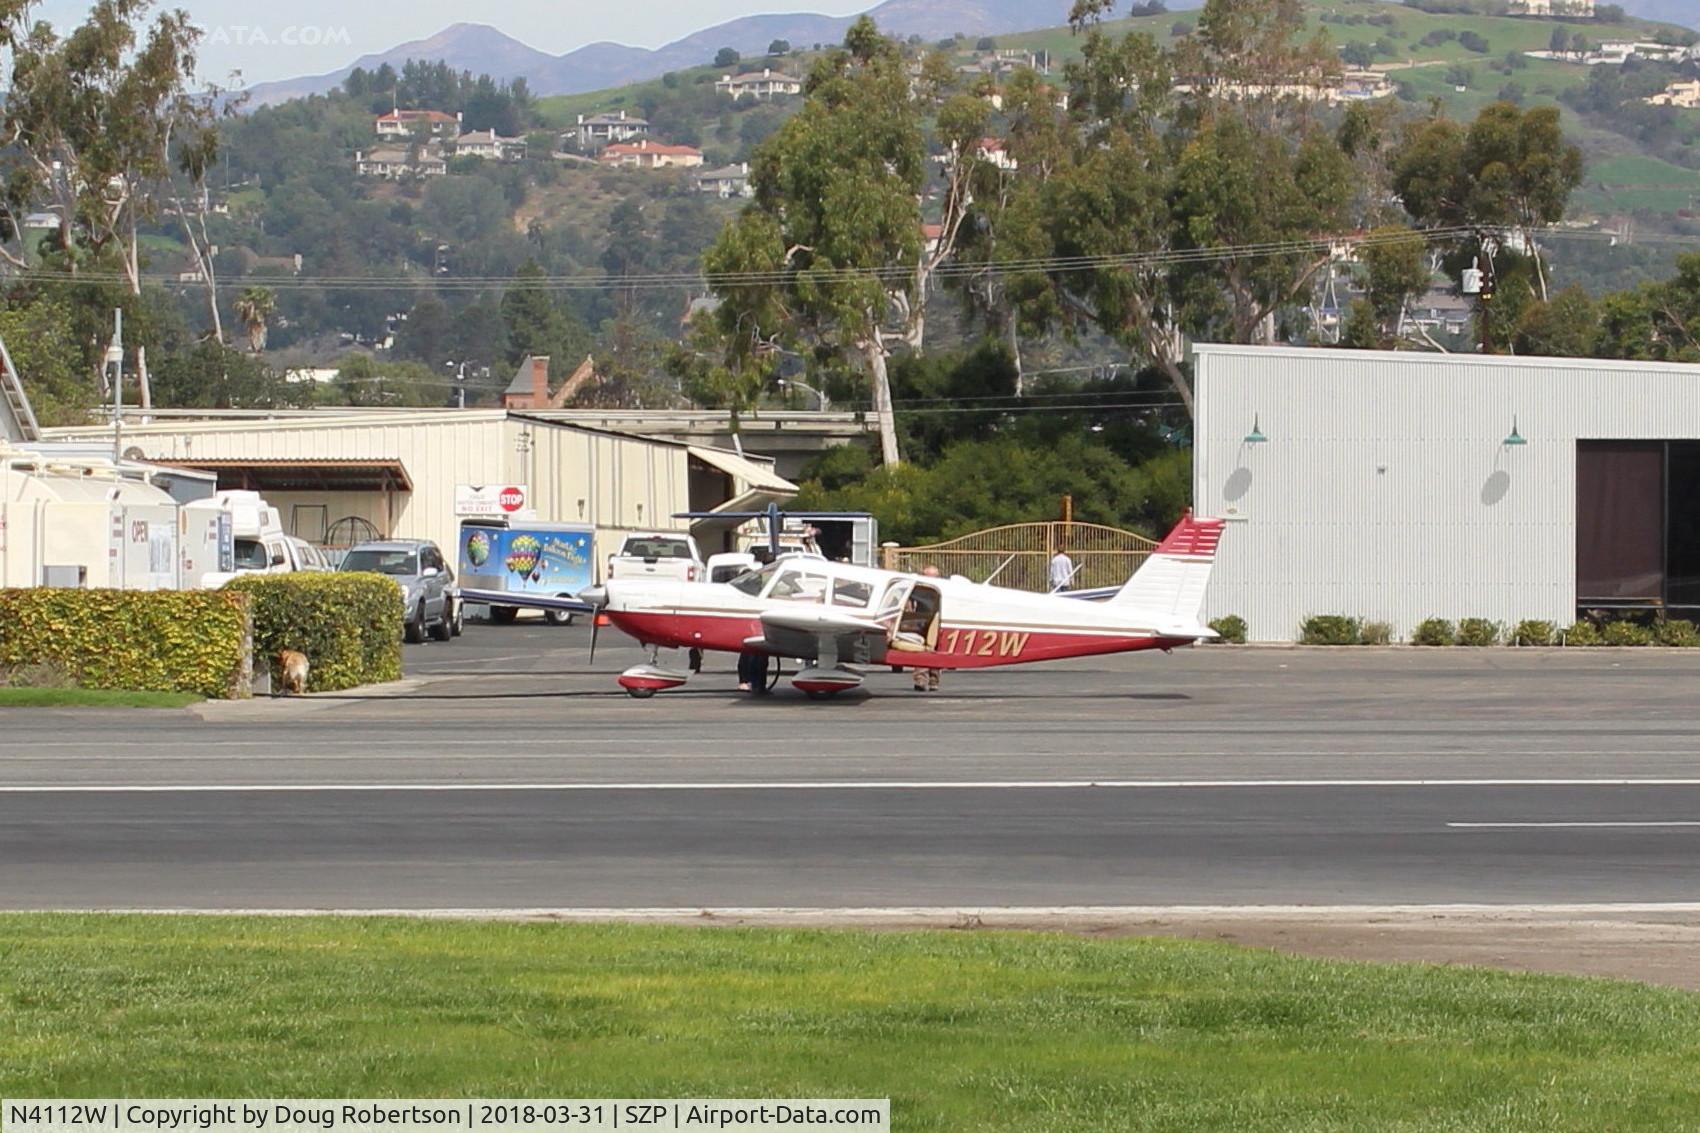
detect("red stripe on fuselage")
[607,609,1172,667]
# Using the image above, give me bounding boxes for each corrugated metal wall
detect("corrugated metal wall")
[1194,345,1700,642]
[56,413,697,568]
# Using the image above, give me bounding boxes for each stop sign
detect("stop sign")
[499,486,525,512]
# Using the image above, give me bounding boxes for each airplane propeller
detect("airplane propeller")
[577,585,608,664]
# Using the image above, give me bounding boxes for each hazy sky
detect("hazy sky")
[29,0,878,85]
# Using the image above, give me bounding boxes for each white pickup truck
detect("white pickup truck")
[607,531,705,583]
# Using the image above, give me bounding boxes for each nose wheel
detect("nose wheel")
[619,647,691,698]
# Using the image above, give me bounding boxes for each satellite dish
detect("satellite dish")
[122,446,147,462]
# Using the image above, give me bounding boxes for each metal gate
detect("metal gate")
[882,522,1157,593]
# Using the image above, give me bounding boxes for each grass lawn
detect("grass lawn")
[0,688,200,709]
[3,917,1700,1130]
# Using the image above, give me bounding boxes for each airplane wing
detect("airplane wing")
[754,607,891,665]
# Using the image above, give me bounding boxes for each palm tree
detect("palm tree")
[234,286,274,353]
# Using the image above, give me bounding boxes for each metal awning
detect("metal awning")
[160,459,413,493]
[687,446,795,496]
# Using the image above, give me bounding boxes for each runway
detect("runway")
[3,624,1699,910]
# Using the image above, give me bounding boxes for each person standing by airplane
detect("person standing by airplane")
[739,547,776,693]
[912,565,944,693]
[1049,547,1076,593]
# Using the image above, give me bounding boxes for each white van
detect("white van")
[196,490,329,587]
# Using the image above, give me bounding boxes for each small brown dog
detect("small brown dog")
[277,650,310,696]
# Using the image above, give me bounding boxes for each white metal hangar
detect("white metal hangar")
[45,410,795,559]
[1193,344,1700,642]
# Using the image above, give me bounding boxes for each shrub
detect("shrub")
[1358,620,1393,645]
[1456,618,1501,647]
[1301,615,1362,645]
[1601,620,1653,647]
[1513,620,1556,647]
[0,588,250,697]
[1208,615,1247,644]
[1656,619,1700,647]
[1411,618,1456,646]
[227,573,403,692]
[1562,620,1601,646]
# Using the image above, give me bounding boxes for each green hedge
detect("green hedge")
[1411,618,1457,647]
[0,589,250,698]
[1207,615,1247,644]
[1300,615,1362,645]
[227,573,403,692]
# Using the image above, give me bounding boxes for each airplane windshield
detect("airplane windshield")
[727,563,778,596]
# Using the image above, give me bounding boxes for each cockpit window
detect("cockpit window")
[768,567,829,603]
[833,578,874,608]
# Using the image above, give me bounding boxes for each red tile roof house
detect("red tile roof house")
[598,140,705,170]
[374,109,462,138]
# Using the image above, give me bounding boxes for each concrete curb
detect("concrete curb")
[190,678,429,718]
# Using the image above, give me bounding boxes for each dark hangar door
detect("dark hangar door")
[1576,441,1700,613]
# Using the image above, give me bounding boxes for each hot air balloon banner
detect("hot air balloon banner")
[457,522,595,598]
[505,534,542,577]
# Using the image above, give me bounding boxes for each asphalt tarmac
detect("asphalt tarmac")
[3,622,1699,911]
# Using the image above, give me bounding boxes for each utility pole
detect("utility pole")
[108,308,124,462]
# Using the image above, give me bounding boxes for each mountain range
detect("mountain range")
[242,0,1086,106]
[241,0,1696,108]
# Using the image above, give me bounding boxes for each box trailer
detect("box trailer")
[457,518,597,625]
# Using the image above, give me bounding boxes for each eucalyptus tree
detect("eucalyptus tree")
[693,17,987,465]
[1,0,224,403]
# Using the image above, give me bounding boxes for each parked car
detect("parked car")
[340,539,461,643]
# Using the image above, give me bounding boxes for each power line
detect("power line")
[5,225,1486,295]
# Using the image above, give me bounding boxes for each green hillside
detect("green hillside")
[1003,0,1689,67]
[534,1,1699,220]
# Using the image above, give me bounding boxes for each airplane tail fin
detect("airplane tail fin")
[1110,511,1225,630]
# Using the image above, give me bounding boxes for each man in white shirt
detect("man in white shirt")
[1049,549,1075,593]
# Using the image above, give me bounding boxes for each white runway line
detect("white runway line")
[7,778,1700,794]
[1449,821,1700,829]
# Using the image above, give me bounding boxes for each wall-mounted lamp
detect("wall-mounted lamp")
[1244,415,1268,445]
[1502,416,1527,447]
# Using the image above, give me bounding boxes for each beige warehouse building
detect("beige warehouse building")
[47,410,794,565]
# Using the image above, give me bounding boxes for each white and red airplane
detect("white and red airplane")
[577,511,1225,698]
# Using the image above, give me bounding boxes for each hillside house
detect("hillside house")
[374,109,461,138]
[574,111,649,150]
[454,129,528,161]
[598,140,704,170]
[695,163,754,198]
[977,137,1017,171]
[502,355,600,410]
[355,146,448,178]
[1406,288,1474,338]
[1648,80,1700,108]
[715,69,803,100]
[1511,0,1594,14]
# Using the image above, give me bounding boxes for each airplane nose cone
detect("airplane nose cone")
[578,585,608,608]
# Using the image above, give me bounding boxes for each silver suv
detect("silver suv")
[339,539,462,643]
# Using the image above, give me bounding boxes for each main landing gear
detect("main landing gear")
[615,647,866,699]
